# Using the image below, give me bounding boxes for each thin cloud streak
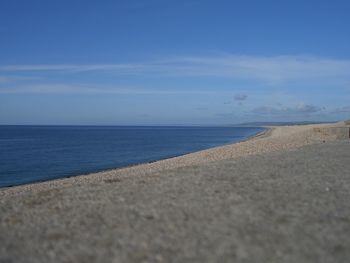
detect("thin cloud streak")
[331,106,350,114]
[234,94,248,101]
[1,55,350,84]
[0,76,10,83]
[0,75,43,83]
[0,84,222,95]
[251,103,324,116]
[0,64,144,73]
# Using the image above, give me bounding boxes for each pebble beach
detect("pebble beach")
[1,121,350,262]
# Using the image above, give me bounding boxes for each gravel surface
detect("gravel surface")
[0,123,349,263]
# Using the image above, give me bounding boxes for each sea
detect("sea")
[0,126,265,187]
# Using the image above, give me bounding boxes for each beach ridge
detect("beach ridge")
[1,121,348,195]
[1,121,350,262]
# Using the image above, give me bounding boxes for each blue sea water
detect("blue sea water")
[0,126,265,187]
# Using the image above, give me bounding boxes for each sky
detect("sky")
[0,0,350,125]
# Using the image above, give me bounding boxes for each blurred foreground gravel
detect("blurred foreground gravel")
[1,140,350,263]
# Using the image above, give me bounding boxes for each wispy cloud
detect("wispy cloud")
[0,76,12,83]
[0,64,144,73]
[0,84,222,95]
[1,54,349,84]
[251,103,325,116]
[0,75,43,83]
[234,94,248,101]
[170,55,350,83]
[331,106,350,114]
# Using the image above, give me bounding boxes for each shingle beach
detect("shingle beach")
[1,121,350,262]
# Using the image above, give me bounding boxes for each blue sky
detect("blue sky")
[0,0,349,125]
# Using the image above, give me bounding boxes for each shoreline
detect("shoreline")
[128,127,270,166]
[0,127,268,191]
[1,121,346,195]
[0,122,344,196]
